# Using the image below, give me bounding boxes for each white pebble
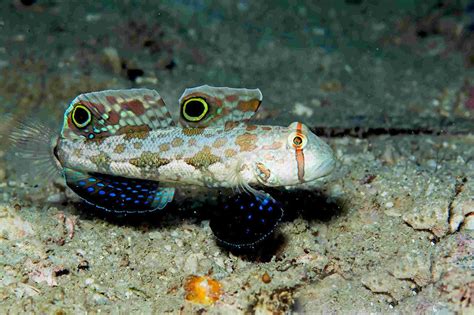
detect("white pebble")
[183,255,198,274]
[292,102,314,118]
[426,159,437,169]
[85,278,94,286]
[46,193,65,204]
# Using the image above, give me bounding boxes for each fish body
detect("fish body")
[12,85,335,247]
[57,122,334,189]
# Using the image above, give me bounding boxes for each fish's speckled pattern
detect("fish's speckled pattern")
[57,85,335,192]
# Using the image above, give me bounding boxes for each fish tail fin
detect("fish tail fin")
[7,114,61,184]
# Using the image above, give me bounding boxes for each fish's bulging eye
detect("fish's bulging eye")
[182,97,209,122]
[288,132,307,149]
[72,104,92,129]
[293,136,303,146]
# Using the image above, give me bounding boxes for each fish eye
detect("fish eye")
[72,104,92,129]
[293,136,303,146]
[288,132,307,149]
[182,97,209,122]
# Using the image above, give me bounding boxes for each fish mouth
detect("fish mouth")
[312,157,336,180]
[53,144,60,162]
[51,138,63,170]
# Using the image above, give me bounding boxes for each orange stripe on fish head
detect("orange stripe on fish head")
[295,122,305,183]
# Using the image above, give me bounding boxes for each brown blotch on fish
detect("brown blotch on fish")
[88,136,107,145]
[246,125,257,131]
[159,143,170,152]
[107,110,120,125]
[237,99,260,112]
[262,141,283,150]
[114,144,125,154]
[171,138,184,147]
[212,137,227,148]
[224,121,238,131]
[188,138,197,146]
[91,153,111,170]
[182,128,205,136]
[261,126,272,131]
[224,149,237,158]
[117,125,151,140]
[129,152,170,168]
[184,146,221,169]
[133,142,143,149]
[235,133,258,152]
[225,94,238,102]
[264,153,274,161]
[106,96,117,105]
[122,99,145,115]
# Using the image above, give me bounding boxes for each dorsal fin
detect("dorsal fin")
[178,85,262,128]
[61,89,175,140]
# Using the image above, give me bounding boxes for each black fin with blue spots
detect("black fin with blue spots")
[63,168,174,213]
[209,192,283,248]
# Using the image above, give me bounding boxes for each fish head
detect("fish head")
[254,122,335,187]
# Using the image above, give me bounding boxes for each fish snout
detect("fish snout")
[302,134,335,182]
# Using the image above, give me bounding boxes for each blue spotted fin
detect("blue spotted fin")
[209,192,283,248]
[61,89,175,141]
[63,169,174,213]
[178,85,262,128]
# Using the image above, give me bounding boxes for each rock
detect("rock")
[85,14,102,22]
[46,193,65,204]
[15,283,40,298]
[463,214,474,230]
[250,287,295,315]
[102,47,122,75]
[391,254,432,287]
[183,254,199,274]
[436,270,474,311]
[361,272,412,302]
[449,180,474,232]
[381,144,396,165]
[402,199,450,237]
[92,293,110,305]
[292,102,313,118]
[135,76,158,85]
[28,264,57,287]
[320,80,342,92]
[0,204,34,241]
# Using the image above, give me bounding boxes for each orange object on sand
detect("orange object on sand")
[184,275,222,305]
